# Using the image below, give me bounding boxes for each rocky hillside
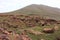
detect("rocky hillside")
[0,14,59,40]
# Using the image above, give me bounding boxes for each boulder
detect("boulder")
[43,28,54,33]
[0,34,9,40]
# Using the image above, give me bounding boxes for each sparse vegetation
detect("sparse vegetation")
[0,4,60,40]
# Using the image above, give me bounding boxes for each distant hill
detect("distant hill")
[1,4,60,20]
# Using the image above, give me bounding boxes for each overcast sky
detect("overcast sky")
[0,0,60,13]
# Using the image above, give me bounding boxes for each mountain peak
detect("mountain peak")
[27,4,47,7]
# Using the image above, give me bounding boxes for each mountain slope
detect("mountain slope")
[20,4,60,20]
[1,4,60,20]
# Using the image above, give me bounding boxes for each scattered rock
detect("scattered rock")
[41,39,45,40]
[54,25,59,31]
